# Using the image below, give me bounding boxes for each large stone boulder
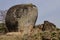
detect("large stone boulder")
[42,21,56,31]
[34,21,56,31]
[5,4,38,34]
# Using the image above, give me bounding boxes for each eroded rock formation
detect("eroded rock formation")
[5,4,38,34]
[34,21,56,31]
[0,4,60,40]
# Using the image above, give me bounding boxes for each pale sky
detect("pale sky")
[0,0,60,28]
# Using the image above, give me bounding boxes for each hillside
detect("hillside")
[0,21,60,40]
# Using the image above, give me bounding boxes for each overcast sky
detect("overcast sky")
[0,0,60,28]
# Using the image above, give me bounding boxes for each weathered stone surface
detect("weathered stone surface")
[5,4,38,33]
[34,21,56,31]
[43,21,56,31]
